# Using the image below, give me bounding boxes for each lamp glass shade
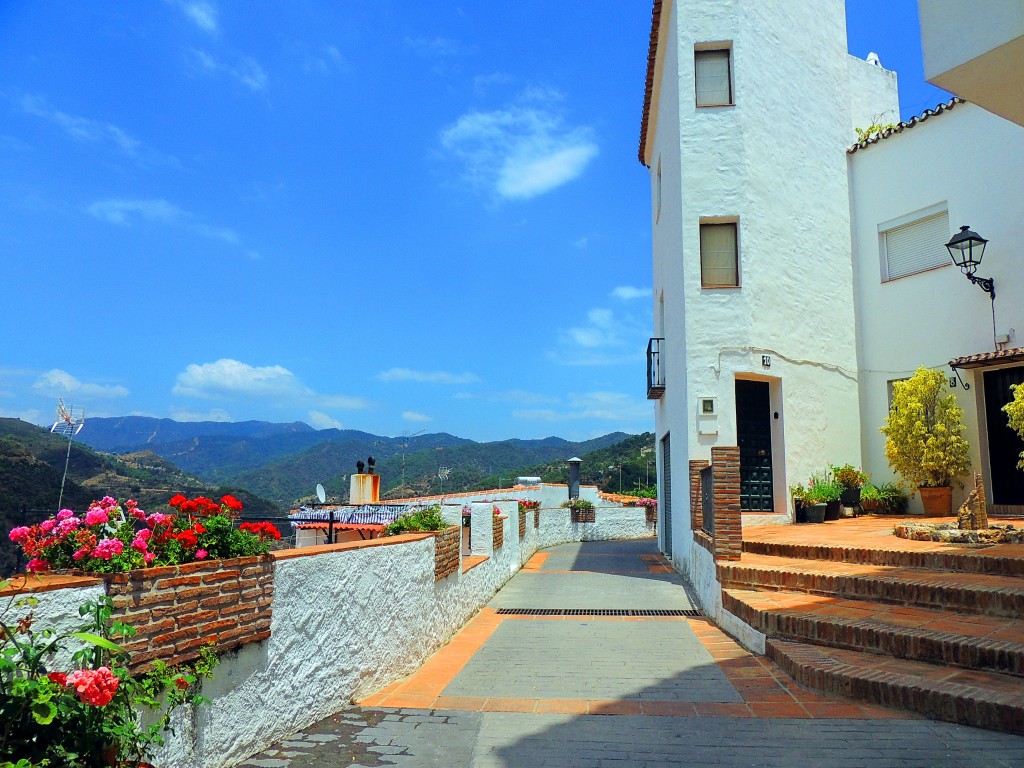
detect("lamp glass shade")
[946,225,987,269]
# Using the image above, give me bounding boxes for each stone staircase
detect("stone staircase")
[719,537,1024,733]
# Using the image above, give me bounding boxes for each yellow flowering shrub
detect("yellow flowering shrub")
[881,367,970,488]
[1003,383,1024,470]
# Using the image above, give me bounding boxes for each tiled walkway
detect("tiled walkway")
[238,538,1024,767]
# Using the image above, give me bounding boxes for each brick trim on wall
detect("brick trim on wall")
[689,459,710,532]
[534,509,540,528]
[108,555,274,673]
[711,446,742,561]
[518,510,527,540]
[433,525,461,581]
[493,515,504,550]
[571,507,596,523]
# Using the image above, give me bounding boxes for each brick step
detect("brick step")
[741,537,1024,578]
[724,588,1024,676]
[766,638,1024,734]
[718,554,1024,617]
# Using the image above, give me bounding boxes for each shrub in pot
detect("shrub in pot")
[880,367,970,516]
[833,464,867,507]
[1004,383,1024,470]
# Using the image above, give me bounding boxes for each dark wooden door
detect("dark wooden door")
[735,380,774,511]
[660,433,672,557]
[983,366,1024,505]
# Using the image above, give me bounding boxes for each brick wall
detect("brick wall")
[534,509,540,528]
[518,509,527,540]
[689,459,710,532]
[108,555,274,672]
[571,507,596,523]
[433,525,461,581]
[711,446,742,561]
[493,515,504,549]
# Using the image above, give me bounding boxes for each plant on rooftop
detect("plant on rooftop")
[8,495,281,574]
[382,505,448,536]
[1003,383,1024,470]
[0,587,217,767]
[855,120,898,139]
[881,368,970,516]
[560,498,594,512]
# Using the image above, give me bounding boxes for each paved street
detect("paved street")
[237,539,1024,767]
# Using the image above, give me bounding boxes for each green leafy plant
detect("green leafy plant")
[561,499,595,512]
[0,584,217,766]
[382,505,448,536]
[1003,383,1024,470]
[832,464,868,490]
[855,120,898,139]
[881,367,971,488]
[805,470,841,504]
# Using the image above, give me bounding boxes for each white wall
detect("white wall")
[646,0,898,570]
[850,102,1024,510]
[18,498,653,768]
[847,54,900,133]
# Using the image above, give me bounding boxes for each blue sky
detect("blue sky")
[0,1,949,442]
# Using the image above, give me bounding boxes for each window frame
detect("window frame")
[694,44,734,107]
[699,218,741,289]
[878,203,951,283]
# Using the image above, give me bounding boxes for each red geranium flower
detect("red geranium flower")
[221,494,244,512]
[169,494,187,508]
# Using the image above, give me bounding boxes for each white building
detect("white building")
[640,0,1024,566]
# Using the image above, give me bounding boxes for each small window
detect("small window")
[700,221,739,287]
[695,49,732,106]
[881,208,950,281]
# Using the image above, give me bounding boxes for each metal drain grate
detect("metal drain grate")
[495,608,703,617]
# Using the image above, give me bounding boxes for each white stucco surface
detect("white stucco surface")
[849,101,1024,512]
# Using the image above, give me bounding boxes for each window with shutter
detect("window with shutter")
[881,209,950,281]
[700,222,739,287]
[695,49,732,106]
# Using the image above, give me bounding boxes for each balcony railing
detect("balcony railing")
[647,337,665,399]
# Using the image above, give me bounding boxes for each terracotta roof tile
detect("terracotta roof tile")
[949,347,1024,369]
[847,97,965,154]
[638,0,662,167]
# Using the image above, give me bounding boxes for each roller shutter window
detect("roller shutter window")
[883,210,950,280]
[695,49,732,106]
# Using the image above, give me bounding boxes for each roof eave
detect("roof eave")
[638,0,664,167]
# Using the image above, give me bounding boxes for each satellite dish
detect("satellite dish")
[316,483,326,504]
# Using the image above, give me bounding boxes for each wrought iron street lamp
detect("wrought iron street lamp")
[946,225,994,298]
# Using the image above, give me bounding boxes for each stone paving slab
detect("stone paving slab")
[488,572,693,610]
[443,620,741,702]
[236,709,1024,767]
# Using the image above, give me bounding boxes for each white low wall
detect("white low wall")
[16,496,654,768]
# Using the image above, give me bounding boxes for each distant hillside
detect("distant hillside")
[480,432,657,495]
[78,416,316,453]
[0,418,280,576]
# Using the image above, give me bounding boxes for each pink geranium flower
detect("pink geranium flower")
[194,549,208,560]
[25,558,48,573]
[8,526,30,543]
[92,538,124,560]
[66,667,120,706]
[84,508,109,526]
[56,509,74,520]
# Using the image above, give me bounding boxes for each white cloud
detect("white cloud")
[32,369,129,399]
[20,95,140,154]
[187,49,267,92]
[440,93,598,201]
[308,410,343,430]
[179,1,218,33]
[570,237,589,249]
[172,359,369,410]
[554,305,649,366]
[0,407,42,423]
[303,45,347,76]
[376,368,480,385]
[402,411,433,423]
[406,36,472,58]
[86,198,239,245]
[513,391,650,424]
[490,390,559,405]
[611,286,650,301]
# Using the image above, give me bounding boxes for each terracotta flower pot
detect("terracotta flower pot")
[918,486,953,516]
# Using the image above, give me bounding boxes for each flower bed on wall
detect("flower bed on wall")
[433,525,461,581]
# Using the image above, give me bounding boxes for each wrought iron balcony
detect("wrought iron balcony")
[646,337,665,400]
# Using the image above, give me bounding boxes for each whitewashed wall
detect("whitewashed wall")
[645,0,898,572]
[849,102,1024,511]
[17,496,652,768]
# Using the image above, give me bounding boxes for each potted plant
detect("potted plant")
[833,464,868,510]
[881,367,971,515]
[808,470,842,521]
[789,483,808,523]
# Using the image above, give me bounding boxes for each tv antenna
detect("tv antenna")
[437,466,451,496]
[50,398,85,511]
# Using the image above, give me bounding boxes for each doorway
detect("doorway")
[735,380,774,511]
[983,366,1024,507]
